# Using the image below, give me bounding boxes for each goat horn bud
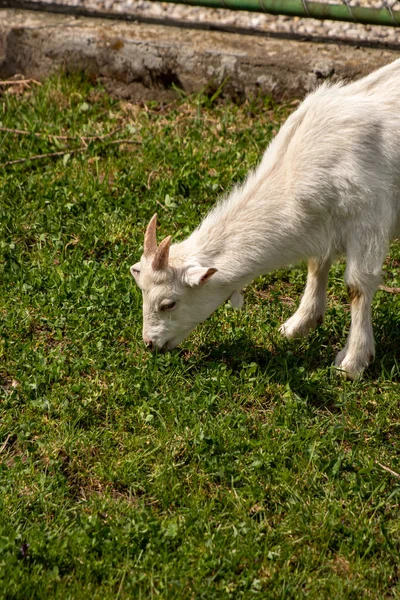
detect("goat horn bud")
[144,213,158,257]
[152,235,172,271]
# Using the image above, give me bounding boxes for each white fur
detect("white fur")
[132,59,400,379]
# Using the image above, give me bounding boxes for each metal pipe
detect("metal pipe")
[1,0,400,27]
[151,0,400,26]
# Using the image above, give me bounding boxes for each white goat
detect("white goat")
[131,59,400,379]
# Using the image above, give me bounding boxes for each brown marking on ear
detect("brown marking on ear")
[200,268,218,285]
[347,285,362,303]
[144,213,158,257]
[152,235,172,271]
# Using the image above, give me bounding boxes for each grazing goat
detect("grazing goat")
[131,59,400,379]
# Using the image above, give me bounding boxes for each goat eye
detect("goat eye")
[160,301,177,312]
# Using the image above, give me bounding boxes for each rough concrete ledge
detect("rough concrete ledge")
[0,8,398,101]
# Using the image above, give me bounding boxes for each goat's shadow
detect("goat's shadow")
[369,309,400,379]
[190,310,399,410]
[192,331,338,410]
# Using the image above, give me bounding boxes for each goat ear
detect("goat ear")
[130,262,141,285]
[185,266,218,287]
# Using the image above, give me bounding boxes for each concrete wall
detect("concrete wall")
[0,9,398,101]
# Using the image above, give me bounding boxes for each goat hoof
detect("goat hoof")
[334,347,348,366]
[279,313,322,339]
[279,322,308,339]
[334,352,371,380]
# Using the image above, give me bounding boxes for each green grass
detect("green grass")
[0,74,399,599]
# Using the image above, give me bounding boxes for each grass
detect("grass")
[0,74,399,599]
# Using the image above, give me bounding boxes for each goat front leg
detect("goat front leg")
[280,256,331,339]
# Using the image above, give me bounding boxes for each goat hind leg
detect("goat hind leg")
[279,256,331,339]
[335,254,383,380]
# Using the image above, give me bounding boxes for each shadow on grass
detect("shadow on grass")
[367,311,400,381]
[193,331,340,409]
[192,310,400,406]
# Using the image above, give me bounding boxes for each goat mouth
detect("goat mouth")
[161,339,178,352]
[152,341,171,353]
[148,339,178,353]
